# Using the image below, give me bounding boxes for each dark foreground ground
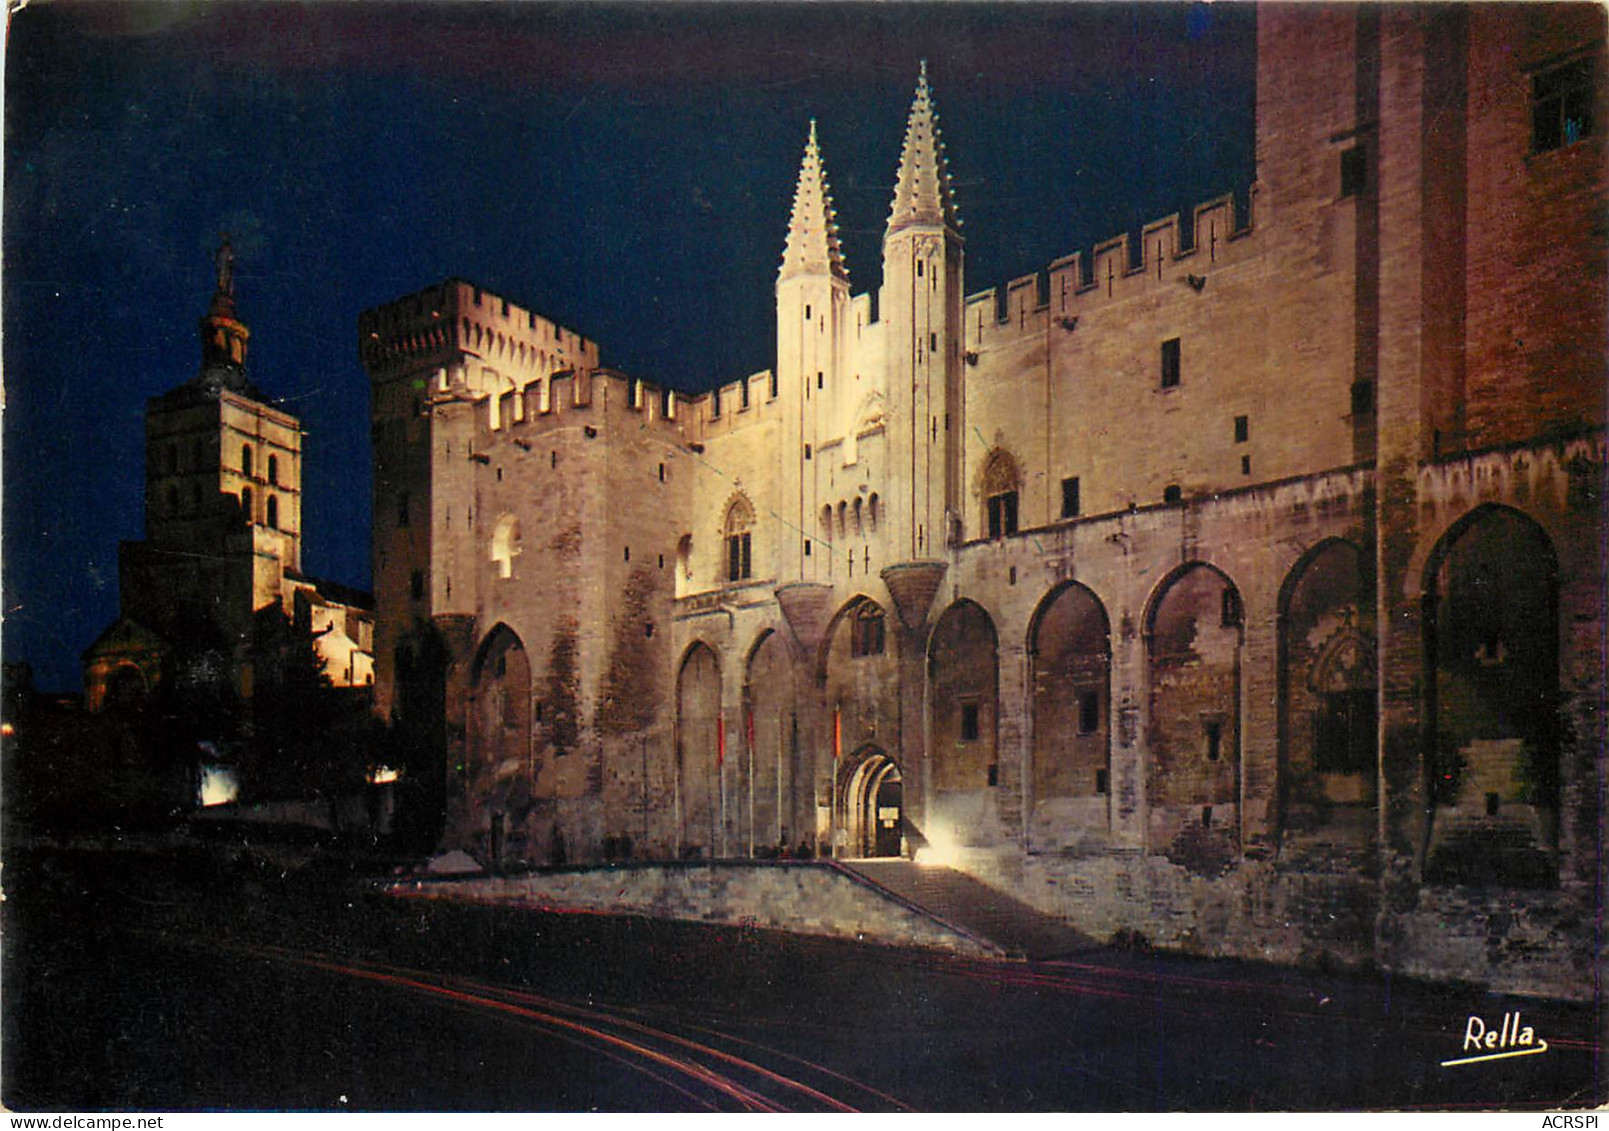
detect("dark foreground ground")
[2,838,1602,1112]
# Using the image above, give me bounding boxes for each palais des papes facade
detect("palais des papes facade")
[359,6,1606,996]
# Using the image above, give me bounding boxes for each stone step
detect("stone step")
[842,859,1099,961]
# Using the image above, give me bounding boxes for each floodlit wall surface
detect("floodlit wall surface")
[365,5,1607,999]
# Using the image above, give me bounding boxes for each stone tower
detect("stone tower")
[881,62,964,563]
[88,237,311,708]
[775,120,852,582]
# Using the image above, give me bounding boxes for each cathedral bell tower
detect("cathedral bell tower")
[881,62,964,565]
[776,120,851,582]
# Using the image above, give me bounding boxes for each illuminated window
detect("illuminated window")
[491,515,521,579]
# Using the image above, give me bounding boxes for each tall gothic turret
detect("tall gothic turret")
[777,120,852,582]
[881,61,964,565]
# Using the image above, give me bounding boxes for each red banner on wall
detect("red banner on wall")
[832,706,841,760]
[717,715,726,767]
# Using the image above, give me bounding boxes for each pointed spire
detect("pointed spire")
[779,119,849,283]
[887,60,960,238]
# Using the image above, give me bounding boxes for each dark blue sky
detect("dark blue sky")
[4,2,1255,691]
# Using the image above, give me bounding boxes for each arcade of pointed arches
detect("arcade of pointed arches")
[425,503,1566,870]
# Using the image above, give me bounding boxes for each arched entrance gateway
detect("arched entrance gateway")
[842,748,903,858]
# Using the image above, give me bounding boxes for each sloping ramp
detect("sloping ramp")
[841,859,1100,961]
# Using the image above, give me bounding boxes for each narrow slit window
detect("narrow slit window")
[1078,690,1099,735]
[1160,337,1181,389]
[960,702,980,742]
[1339,145,1367,198]
[1061,476,1081,519]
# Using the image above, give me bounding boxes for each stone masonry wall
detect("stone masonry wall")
[388,862,1000,958]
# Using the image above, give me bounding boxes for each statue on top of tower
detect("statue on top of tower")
[215,233,235,298]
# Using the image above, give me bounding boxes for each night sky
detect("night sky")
[4,2,1256,692]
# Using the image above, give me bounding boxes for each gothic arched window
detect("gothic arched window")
[724,497,754,582]
[982,449,1021,539]
[851,602,886,658]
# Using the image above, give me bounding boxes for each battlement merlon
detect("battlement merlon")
[683,370,788,438]
[963,189,1256,350]
[358,278,600,382]
[469,367,690,453]
[850,291,876,329]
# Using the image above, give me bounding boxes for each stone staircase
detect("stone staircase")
[840,859,1099,960]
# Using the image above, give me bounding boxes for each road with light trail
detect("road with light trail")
[4,844,1600,1111]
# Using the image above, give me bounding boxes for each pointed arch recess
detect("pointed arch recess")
[744,628,798,854]
[1028,582,1113,844]
[676,642,723,857]
[1145,561,1243,869]
[1276,538,1376,850]
[1422,504,1560,887]
[928,599,999,795]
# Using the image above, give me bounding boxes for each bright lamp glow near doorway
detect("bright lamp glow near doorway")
[914,827,960,868]
[198,763,240,807]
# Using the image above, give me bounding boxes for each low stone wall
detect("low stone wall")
[962,848,1592,1001]
[384,861,1001,958]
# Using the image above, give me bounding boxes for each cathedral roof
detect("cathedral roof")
[887,60,961,238]
[779,120,848,284]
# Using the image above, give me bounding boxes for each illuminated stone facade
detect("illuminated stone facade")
[362,7,1605,997]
